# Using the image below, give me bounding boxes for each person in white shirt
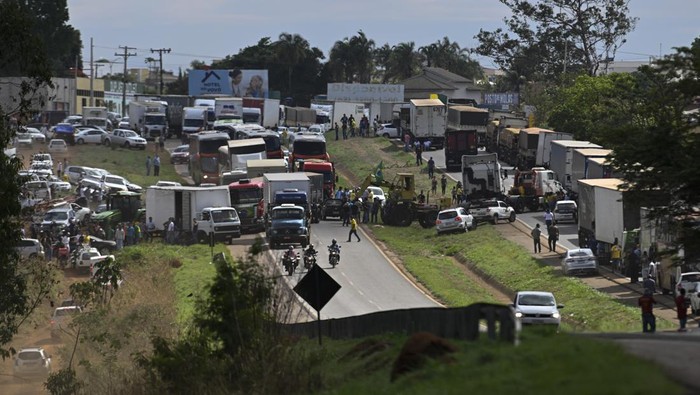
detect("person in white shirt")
[544,208,554,228]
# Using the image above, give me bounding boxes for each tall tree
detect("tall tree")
[12,0,83,77]
[0,0,54,359]
[273,33,310,92]
[419,37,484,81]
[600,38,700,257]
[384,42,422,83]
[327,30,375,83]
[475,0,637,80]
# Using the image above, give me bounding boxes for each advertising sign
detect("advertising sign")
[189,69,269,98]
[327,83,404,103]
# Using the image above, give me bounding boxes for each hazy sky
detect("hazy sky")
[67,0,700,74]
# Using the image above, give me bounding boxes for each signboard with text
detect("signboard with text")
[327,83,404,103]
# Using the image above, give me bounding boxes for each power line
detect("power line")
[115,45,137,117]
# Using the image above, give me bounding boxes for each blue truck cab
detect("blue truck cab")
[267,204,309,249]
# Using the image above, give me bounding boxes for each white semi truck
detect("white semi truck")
[409,98,447,149]
[128,101,168,139]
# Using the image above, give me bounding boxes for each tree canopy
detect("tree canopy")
[475,0,637,85]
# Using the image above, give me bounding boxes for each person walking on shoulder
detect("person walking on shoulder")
[347,217,361,242]
[427,157,435,178]
[531,224,542,253]
[153,154,161,177]
[547,222,559,252]
[638,289,657,333]
[146,155,152,176]
[675,288,688,332]
[544,208,554,228]
[441,174,447,195]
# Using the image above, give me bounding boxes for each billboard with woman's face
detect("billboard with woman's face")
[229,69,268,98]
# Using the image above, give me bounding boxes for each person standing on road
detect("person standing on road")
[531,224,542,253]
[611,238,622,273]
[146,155,152,176]
[431,176,438,195]
[675,288,688,332]
[441,174,448,195]
[153,154,161,177]
[347,217,360,242]
[547,222,559,252]
[427,157,435,178]
[544,208,554,228]
[638,289,657,333]
[643,274,656,295]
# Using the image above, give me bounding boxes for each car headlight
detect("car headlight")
[515,312,523,318]
[552,312,560,319]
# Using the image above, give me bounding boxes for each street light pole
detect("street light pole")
[150,48,171,95]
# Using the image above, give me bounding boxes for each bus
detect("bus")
[188,131,229,185]
[290,134,329,171]
[218,138,267,174]
[228,178,265,233]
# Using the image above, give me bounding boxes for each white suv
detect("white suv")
[15,238,45,260]
[13,347,52,380]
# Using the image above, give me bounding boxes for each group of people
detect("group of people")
[336,114,376,140]
[530,209,560,253]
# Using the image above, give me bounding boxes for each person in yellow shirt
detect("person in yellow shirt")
[347,217,361,242]
[611,238,622,273]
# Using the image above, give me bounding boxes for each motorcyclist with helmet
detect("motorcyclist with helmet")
[303,244,318,268]
[328,239,341,263]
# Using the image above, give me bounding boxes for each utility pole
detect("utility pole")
[150,48,171,95]
[115,45,137,117]
[89,37,94,106]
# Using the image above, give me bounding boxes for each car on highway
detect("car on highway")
[16,132,33,146]
[101,174,142,193]
[321,198,343,220]
[365,186,386,207]
[435,207,476,235]
[31,152,53,168]
[25,127,47,144]
[170,144,190,164]
[48,138,68,153]
[377,123,400,139]
[688,282,700,315]
[467,199,516,224]
[75,128,108,144]
[512,291,563,328]
[676,271,700,300]
[46,175,72,192]
[102,129,147,149]
[561,248,598,276]
[50,305,82,338]
[15,238,45,260]
[13,347,52,381]
[554,200,578,223]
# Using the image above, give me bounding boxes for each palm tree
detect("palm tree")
[328,38,352,82]
[385,42,421,82]
[348,30,375,83]
[273,33,310,92]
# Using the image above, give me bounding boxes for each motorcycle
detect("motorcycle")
[53,242,70,269]
[328,245,341,268]
[282,251,299,276]
[303,250,317,270]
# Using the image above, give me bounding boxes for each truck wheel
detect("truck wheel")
[124,141,130,148]
[492,214,499,225]
[382,133,390,138]
[104,139,111,147]
[508,212,516,222]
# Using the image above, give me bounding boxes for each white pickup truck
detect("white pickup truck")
[468,199,517,224]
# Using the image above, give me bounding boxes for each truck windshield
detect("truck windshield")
[200,157,218,173]
[261,135,281,151]
[184,119,205,127]
[293,141,326,156]
[211,209,238,223]
[230,187,263,204]
[145,115,166,125]
[272,209,304,220]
